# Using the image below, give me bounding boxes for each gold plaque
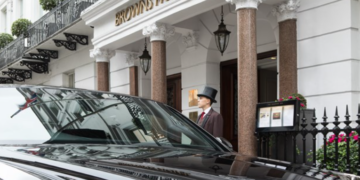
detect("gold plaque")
[189,111,198,122]
[188,89,198,107]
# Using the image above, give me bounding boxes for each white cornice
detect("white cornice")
[81,0,130,26]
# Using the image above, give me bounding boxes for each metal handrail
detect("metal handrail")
[0,0,98,70]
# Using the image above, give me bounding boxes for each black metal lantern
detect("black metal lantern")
[214,6,231,56]
[139,38,151,75]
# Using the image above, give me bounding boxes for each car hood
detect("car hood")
[0,145,354,180]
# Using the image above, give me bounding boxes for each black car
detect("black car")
[0,85,354,180]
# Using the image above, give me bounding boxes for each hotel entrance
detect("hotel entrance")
[221,50,277,151]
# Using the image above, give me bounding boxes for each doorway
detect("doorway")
[167,73,182,112]
[220,50,277,151]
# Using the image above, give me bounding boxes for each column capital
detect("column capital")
[126,52,139,67]
[142,22,175,42]
[272,0,300,23]
[226,0,262,10]
[182,31,198,50]
[90,48,115,62]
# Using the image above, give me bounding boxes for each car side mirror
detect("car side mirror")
[215,137,233,150]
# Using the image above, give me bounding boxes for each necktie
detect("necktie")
[198,112,205,126]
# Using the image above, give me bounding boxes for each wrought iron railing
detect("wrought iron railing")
[0,0,98,70]
[256,105,360,175]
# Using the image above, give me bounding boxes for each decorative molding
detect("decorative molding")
[182,31,198,50]
[20,61,49,74]
[53,39,77,51]
[143,22,175,42]
[2,69,32,82]
[0,77,13,84]
[90,49,116,62]
[226,0,262,10]
[37,49,58,59]
[126,52,139,67]
[272,0,300,22]
[64,33,88,45]
[22,53,50,62]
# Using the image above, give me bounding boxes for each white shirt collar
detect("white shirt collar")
[204,107,211,115]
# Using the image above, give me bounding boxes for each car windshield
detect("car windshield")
[0,87,223,151]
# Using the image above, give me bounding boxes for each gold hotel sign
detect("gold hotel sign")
[115,0,170,26]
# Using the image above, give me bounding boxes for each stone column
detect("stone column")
[126,53,139,96]
[227,0,262,156]
[90,49,115,91]
[6,0,13,33]
[143,22,174,103]
[273,0,300,98]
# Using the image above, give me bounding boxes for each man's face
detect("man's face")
[198,96,210,108]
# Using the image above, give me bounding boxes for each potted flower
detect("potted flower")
[275,93,307,109]
[39,0,63,11]
[310,132,359,174]
[11,18,32,37]
[0,33,14,49]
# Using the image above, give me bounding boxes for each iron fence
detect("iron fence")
[256,105,360,175]
[0,0,98,70]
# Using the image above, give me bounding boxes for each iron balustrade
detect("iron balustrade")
[256,105,360,175]
[0,0,98,70]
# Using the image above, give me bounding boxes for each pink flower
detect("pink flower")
[279,98,283,102]
[288,96,293,99]
[329,137,335,143]
[296,97,301,100]
[300,103,305,107]
[338,137,343,143]
[339,134,345,137]
[354,135,359,141]
[350,132,354,137]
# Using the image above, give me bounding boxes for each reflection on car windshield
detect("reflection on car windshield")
[0,87,217,151]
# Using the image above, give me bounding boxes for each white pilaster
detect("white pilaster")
[272,0,300,23]
[90,48,115,62]
[142,22,175,42]
[226,0,262,10]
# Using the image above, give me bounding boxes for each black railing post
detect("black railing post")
[275,133,278,160]
[292,132,297,163]
[311,109,318,167]
[344,105,352,173]
[356,104,360,176]
[262,135,266,157]
[255,132,261,157]
[321,108,329,169]
[266,133,270,158]
[284,132,288,161]
[301,110,308,164]
[333,106,341,172]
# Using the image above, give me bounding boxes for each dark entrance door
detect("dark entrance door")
[220,50,277,152]
[167,73,182,112]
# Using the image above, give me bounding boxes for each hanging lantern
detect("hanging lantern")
[139,38,151,75]
[214,6,231,56]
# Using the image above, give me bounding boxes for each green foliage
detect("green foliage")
[308,132,359,174]
[11,18,32,37]
[0,33,14,49]
[39,0,63,11]
[275,93,307,109]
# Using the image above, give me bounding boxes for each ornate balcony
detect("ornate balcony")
[0,0,98,71]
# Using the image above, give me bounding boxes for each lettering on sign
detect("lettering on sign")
[115,0,170,26]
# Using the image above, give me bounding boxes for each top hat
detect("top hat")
[197,86,218,103]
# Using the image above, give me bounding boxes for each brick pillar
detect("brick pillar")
[227,0,262,156]
[143,22,174,103]
[273,0,300,98]
[129,66,138,96]
[90,49,115,91]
